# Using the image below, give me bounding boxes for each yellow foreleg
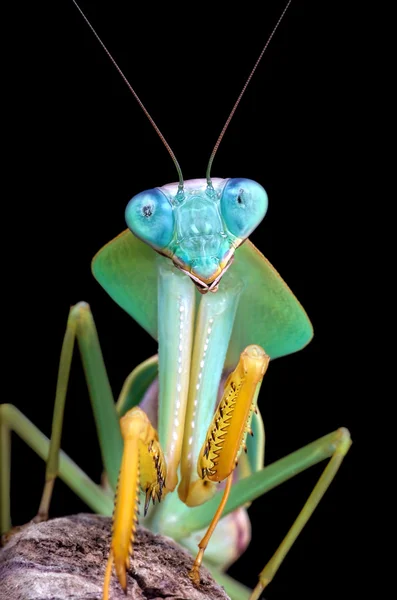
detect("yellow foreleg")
[103,407,166,599]
[189,345,269,583]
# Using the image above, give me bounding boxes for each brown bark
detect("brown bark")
[0,513,230,600]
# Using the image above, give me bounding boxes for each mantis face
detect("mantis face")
[125,177,268,292]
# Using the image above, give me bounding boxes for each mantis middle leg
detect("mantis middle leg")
[0,301,127,536]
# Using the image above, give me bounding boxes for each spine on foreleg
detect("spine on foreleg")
[198,345,270,483]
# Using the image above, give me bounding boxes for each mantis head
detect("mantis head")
[125,177,268,293]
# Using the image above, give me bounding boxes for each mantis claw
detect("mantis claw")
[188,563,202,586]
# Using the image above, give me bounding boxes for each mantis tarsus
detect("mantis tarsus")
[2,1,353,599]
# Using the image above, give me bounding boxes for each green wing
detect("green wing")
[92,230,313,363]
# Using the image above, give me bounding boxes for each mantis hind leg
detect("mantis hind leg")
[0,302,123,536]
[167,428,351,600]
[0,404,114,537]
[249,427,351,600]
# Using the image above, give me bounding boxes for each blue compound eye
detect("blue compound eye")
[220,178,268,239]
[125,188,174,251]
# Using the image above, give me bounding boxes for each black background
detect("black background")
[6,1,361,598]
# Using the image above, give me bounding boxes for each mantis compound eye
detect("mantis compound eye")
[220,178,268,240]
[125,188,174,251]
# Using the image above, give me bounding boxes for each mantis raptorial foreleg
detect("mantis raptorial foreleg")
[103,407,166,600]
[156,256,245,503]
[188,345,270,584]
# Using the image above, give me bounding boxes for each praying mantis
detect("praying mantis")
[1,1,352,600]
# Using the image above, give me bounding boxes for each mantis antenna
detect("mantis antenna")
[72,0,184,193]
[206,0,293,185]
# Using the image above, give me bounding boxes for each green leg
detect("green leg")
[0,301,122,534]
[156,258,195,492]
[71,302,123,489]
[0,404,113,535]
[164,428,351,598]
[178,271,244,506]
[115,354,158,417]
[249,427,351,600]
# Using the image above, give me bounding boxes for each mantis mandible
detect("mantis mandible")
[1,1,352,597]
